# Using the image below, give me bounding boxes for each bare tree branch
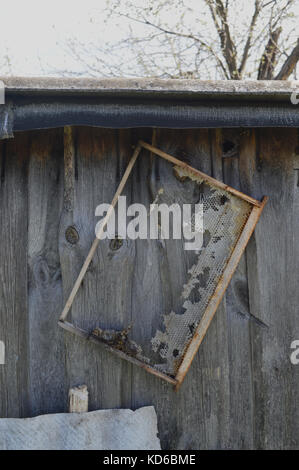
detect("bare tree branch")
[275,38,299,79]
[62,0,298,81]
[206,0,239,78]
[257,26,282,79]
[116,11,231,78]
[238,0,261,76]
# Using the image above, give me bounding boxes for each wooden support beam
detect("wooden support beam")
[69,385,88,413]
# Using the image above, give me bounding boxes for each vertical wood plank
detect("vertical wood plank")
[196,128,230,449]
[27,128,67,415]
[287,129,299,449]
[239,128,299,449]
[0,135,30,417]
[59,127,133,411]
[223,129,254,449]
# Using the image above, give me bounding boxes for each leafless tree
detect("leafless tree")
[65,0,299,80]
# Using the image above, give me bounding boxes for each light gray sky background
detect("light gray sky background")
[0,0,110,76]
[0,0,298,78]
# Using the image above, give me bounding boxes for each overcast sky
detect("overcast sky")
[0,0,298,78]
[0,0,110,76]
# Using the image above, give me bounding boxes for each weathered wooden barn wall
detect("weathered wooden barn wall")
[0,126,298,449]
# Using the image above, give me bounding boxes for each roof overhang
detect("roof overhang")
[1,77,299,139]
[2,77,299,101]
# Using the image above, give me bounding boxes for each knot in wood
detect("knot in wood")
[109,236,123,251]
[65,226,79,245]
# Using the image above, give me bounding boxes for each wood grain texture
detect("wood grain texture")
[131,129,232,449]
[59,139,141,322]
[58,127,133,411]
[0,126,298,450]
[69,385,88,413]
[239,128,299,449]
[0,135,30,418]
[27,128,67,416]
[223,129,255,449]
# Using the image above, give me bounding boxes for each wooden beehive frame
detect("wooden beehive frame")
[59,140,267,389]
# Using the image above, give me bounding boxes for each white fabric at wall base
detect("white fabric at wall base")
[0,406,161,450]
